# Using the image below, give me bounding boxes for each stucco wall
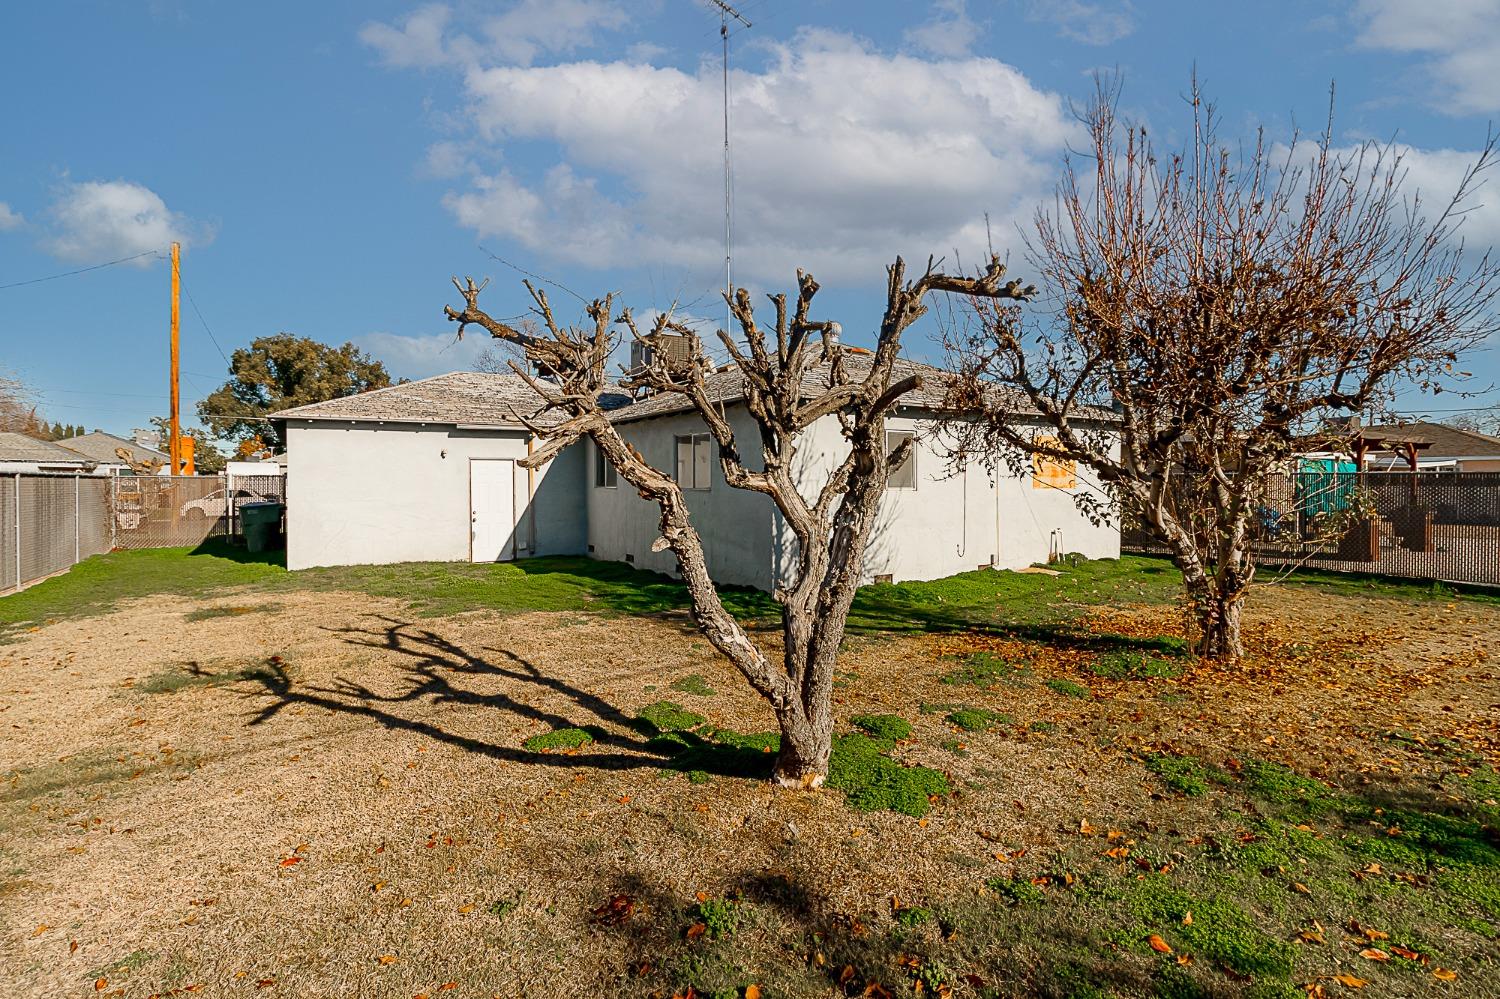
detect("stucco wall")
[586,408,776,590]
[780,411,1120,586]
[285,420,585,570]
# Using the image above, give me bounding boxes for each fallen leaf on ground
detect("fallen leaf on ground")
[1148,934,1172,953]
[1359,948,1390,961]
[1332,974,1367,988]
[1432,967,1458,981]
[377,955,398,965]
[592,894,636,926]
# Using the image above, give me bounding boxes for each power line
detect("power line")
[184,285,232,367]
[0,248,163,291]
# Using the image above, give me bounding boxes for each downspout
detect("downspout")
[955,464,968,559]
[992,471,1001,569]
[527,434,537,556]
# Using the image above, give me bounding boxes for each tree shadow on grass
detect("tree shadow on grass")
[233,614,775,780]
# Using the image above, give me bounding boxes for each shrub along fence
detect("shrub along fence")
[0,471,286,594]
[1121,470,1500,586]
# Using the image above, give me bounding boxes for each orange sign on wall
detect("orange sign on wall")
[1032,436,1076,490]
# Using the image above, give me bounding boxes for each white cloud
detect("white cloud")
[1275,139,1500,250]
[0,202,22,231]
[1354,0,1500,114]
[361,0,629,68]
[906,0,981,58]
[356,330,491,379]
[361,3,457,68]
[44,180,206,264]
[1023,0,1135,46]
[439,29,1078,284]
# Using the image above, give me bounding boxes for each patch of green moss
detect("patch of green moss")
[940,651,1031,687]
[1124,877,1295,979]
[946,707,1009,731]
[1142,753,1226,797]
[1239,760,1337,815]
[670,674,716,697]
[893,905,933,927]
[1029,720,1057,734]
[635,700,707,734]
[851,713,912,742]
[520,726,598,752]
[986,876,1046,907]
[649,727,779,782]
[1089,649,1184,680]
[827,733,949,817]
[137,660,277,695]
[695,897,740,939]
[1045,678,1092,699]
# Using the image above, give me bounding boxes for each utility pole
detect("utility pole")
[169,241,181,475]
[704,0,750,337]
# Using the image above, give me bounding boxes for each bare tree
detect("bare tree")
[944,80,1500,661]
[0,371,45,436]
[445,258,1031,785]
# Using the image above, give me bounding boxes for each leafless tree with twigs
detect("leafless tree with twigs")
[444,258,1031,786]
[943,79,1500,661]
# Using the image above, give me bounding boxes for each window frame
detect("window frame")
[885,429,918,489]
[594,443,617,488]
[674,433,713,491]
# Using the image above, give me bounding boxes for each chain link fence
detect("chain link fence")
[1,471,286,594]
[1122,470,1500,585]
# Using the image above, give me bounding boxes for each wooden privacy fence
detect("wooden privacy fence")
[1121,470,1500,586]
[0,471,286,594]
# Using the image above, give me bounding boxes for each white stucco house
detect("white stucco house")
[272,362,1119,587]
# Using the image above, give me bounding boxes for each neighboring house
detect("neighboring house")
[0,432,107,474]
[273,365,1120,587]
[1356,422,1500,472]
[56,430,169,475]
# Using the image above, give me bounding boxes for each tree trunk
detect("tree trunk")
[772,708,832,788]
[1191,585,1245,661]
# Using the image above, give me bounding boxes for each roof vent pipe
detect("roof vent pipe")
[826,322,841,346]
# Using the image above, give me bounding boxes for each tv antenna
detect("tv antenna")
[703,0,750,339]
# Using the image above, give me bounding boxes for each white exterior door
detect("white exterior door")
[470,459,516,563]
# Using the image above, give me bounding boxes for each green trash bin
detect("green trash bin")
[240,501,285,553]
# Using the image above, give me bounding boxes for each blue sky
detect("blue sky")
[3,0,1499,437]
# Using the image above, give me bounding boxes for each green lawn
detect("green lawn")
[0,541,1187,641]
[4,541,1492,645]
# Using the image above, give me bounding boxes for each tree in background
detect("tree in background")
[944,81,1500,661]
[1449,407,1500,437]
[150,416,227,474]
[0,372,47,437]
[444,257,1031,786]
[198,333,395,448]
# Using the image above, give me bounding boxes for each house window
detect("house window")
[594,444,617,488]
[675,434,712,490]
[886,430,917,489]
[1032,435,1077,490]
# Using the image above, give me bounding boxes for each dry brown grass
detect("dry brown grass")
[1,582,1495,997]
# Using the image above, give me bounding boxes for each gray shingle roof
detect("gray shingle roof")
[606,353,1042,423]
[0,432,95,463]
[56,431,166,466]
[1362,421,1500,457]
[270,361,1060,429]
[270,372,586,428]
